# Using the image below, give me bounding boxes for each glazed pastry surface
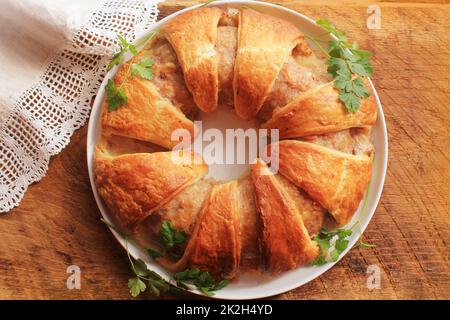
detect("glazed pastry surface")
[94,7,376,279]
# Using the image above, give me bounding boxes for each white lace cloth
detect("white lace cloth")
[0,0,161,212]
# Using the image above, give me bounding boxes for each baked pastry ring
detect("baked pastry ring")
[94,7,377,279]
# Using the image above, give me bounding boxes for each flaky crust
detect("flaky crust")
[101,66,195,149]
[233,9,305,120]
[93,149,207,231]
[275,174,326,236]
[270,140,373,226]
[163,7,222,112]
[262,80,377,138]
[237,175,262,272]
[160,181,241,279]
[252,160,319,273]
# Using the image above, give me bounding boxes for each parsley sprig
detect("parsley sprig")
[312,227,353,266]
[105,79,128,111]
[105,32,157,112]
[100,218,229,298]
[174,268,230,296]
[107,35,138,71]
[314,19,373,112]
[147,221,187,260]
[130,57,155,80]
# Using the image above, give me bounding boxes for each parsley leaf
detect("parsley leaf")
[174,268,229,296]
[130,57,154,80]
[316,19,373,112]
[107,34,138,71]
[127,256,175,298]
[311,227,353,266]
[160,221,187,250]
[128,277,146,298]
[147,247,164,259]
[105,79,127,111]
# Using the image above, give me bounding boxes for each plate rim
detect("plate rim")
[86,0,388,300]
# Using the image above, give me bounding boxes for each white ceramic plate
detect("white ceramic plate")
[87,0,388,299]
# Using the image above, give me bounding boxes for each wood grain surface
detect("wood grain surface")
[1,0,449,300]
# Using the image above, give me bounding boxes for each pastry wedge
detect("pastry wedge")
[234,9,306,120]
[160,181,241,279]
[262,80,377,138]
[275,174,326,236]
[252,159,319,273]
[93,148,207,231]
[163,7,222,112]
[269,140,373,225]
[237,175,262,272]
[101,68,195,149]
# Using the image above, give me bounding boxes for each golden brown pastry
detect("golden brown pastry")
[139,36,197,117]
[258,48,329,120]
[160,181,241,279]
[252,159,319,273]
[95,7,378,281]
[303,127,374,157]
[94,148,207,231]
[275,174,326,236]
[163,7,222,112]
[262,80,377,138]
[233,9,306,120]
[101,67,195,149]
[269,140,373,226]
[137,178,216,239]
[237,175,262,272]
[217,26,238,107]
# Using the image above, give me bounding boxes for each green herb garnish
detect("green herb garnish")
[107,34,138,71]
[146,221,187,261]
[105,79,128,111]
[160,220,187,250]
[174,268,230,296]
[312,227,353,266]
[147,247,164,259]
[105,32,157,112]
[315,19,373,112]
[126,246,172,298]
[131,57,155,80]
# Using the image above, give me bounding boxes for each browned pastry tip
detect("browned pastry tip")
[163,7,223,113]
[101,71,195,150]
[234,9,306,120]
[93,149,207,232]
[237,175,262,272]
[262,79,377,138]
[268,140,373,226]
[252,159,319,273]
[159,180,241,279]
[275,174,326,237]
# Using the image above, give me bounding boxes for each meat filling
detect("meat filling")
[303,127,374,157]
[139,36,197,117]
[259,47,329,120]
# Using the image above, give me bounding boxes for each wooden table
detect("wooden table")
[1,0,449,300]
